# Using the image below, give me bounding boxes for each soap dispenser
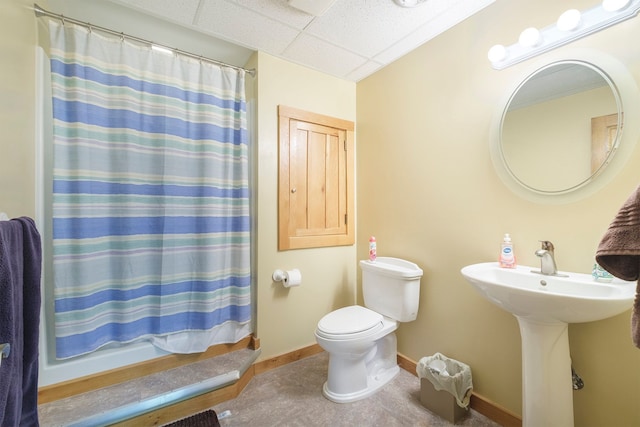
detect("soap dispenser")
[499,233,516,268]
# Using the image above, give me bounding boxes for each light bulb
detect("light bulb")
[602,0,631,12]
[487,44,507,63]
[557,9,582,31]
[518,27,542,47]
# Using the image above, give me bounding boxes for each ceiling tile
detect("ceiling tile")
[346,60,386,82]
[197,0,300,53]
[105,0,496,81]
[230,0,315,30]
[283,33,369,78]
[109,0,200,26]
[306,0,452,58]
[375,0,495,64]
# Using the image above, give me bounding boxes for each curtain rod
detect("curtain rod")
[33,3,256,77]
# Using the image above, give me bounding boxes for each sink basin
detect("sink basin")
[461,262,635,323]
[461,261,637,427]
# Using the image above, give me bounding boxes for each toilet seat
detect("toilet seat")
[316,306,384,340]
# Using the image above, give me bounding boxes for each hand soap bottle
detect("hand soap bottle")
[499,233,516,268]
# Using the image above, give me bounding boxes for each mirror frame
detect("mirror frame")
[490,48,640,204]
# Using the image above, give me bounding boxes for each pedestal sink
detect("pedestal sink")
[461,262,635,427]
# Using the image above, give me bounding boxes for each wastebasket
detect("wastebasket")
[416,353,473,424]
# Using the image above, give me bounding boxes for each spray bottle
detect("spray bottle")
[369,236,377,261]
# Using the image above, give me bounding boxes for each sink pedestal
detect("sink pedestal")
[517,317,573,427]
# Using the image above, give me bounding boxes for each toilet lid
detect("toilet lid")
[317,305,383,335]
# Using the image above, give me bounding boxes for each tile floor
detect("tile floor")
[212,352,502,427]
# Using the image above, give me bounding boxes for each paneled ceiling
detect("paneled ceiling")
[107,0,495,81]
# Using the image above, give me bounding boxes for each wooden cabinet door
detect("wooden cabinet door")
[278,106,354,250]
[591,113,619,173]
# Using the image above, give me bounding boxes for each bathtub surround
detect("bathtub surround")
[38,342,258,426]
[46,18,251,358]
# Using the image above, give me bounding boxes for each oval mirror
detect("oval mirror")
[499,60,622,195]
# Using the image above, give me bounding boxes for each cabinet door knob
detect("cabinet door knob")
[291,188,297,193]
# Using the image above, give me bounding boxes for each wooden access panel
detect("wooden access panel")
[278,106,354,250]
[591,112,619,174]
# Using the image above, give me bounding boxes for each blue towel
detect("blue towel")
[0,217,42,426]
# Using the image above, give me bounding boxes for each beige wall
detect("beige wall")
[0,0,38,218]
[251,52,357,360]
[357,0,640,425]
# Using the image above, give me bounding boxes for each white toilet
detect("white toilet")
[315,257,423,403]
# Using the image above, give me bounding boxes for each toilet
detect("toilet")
[315,257,423,403]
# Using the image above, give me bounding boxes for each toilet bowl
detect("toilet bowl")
[315,257,423,403]
[315,305,399,403]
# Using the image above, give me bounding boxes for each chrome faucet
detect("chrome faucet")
[535,240,558,275]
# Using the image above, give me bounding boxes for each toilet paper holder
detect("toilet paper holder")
[272,269,302,287]
[272,269,286,282]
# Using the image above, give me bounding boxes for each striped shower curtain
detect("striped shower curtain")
[48,20,251,359]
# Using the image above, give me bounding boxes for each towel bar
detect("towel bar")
[0,343,10,367]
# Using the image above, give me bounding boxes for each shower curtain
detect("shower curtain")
[48,20,251,359]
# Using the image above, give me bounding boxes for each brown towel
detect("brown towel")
[596,185,640,348]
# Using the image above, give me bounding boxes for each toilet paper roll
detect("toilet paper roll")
[282,269,302,288]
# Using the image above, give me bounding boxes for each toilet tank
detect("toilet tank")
[360,257,423,322]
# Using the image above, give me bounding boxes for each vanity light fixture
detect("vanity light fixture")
[488,0,640,69]
[603,0,631,12]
